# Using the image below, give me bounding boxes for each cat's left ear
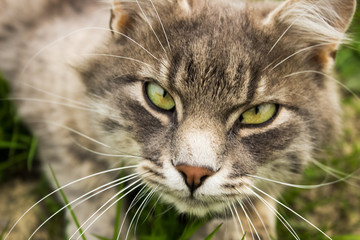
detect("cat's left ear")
[265,0,356,48]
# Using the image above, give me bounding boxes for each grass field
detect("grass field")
[1,3,360,240]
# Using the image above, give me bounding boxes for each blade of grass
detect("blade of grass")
[49,165,87,240]
[0,221,10,240]
[0,141,26,149]
[93,234,111,240]
[26,136,37,171]
[9,117,20,158]
[333,236,360,240]
[203,223,223,240]
[178,219,205,240]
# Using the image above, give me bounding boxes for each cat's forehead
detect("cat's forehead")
[154,7,276,114]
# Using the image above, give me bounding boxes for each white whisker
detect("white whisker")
[81,53,154,69]
[2,97,97,113]
[269,43,331,71]
[231,202,246,238]
[31,120,114,150]
[283,70,360,101]
[251,185,332,240]
[245,196,271,240]
[142,193,161,224]
[4,165,138,240]
[312,160,360,181]
[21,27,158,78]
[132,186,158,237]
[117,185,149,240]
[149,0,171,51]
[227,202,242,237]
[246,173,353,189]
[21,82,90,107]
[124,187,152,240]
[135,0,167,54]
[267,21,295,55]
[72,139,144,159]
[239,201,259,240]
[28,173,138,240]
[245,187,300,240]
[125,186,158,240]
[74,178,145,240]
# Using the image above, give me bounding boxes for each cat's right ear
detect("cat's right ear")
[110,1,136,34]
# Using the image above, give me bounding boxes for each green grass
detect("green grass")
[1,3,360,239]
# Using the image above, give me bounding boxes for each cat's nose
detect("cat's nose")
[175,165,215,192]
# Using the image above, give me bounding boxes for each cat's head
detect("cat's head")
[79,0,356,216]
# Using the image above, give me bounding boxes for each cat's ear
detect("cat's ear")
[266,0,356,45]
[110,1,138,33]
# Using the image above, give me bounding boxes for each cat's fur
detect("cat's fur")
[0,0,356,239]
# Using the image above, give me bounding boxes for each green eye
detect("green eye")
[240,103,277,125]
[146,82,175,111]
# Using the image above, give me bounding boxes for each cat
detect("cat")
[0,0,357,239]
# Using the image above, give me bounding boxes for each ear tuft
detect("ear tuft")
[266,0,356,45]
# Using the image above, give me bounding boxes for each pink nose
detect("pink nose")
[175,165,215,192]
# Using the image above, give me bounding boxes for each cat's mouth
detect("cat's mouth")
[161,191,239,217]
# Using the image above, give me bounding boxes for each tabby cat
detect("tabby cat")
[0,0,357,239]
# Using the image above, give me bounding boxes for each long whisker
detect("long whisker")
[72,138,144,159]
[21,26,158,78]
[70,177,143,240]
[268,43,331,71]
[239,201,260,240]
[28,173,139,240]
[246,173,354,189]
[135,0,167,54]
[74,178,145,240]
[142,193,162,223]
[283,70,360,101]
[245,196,271,240]
[31,120,114,150]
[132,186,158,238]
[267,20,297,55]
[117,184,149,240]
[20,82,90,107]
[2,97,97,113]
[251,185,332,240]
[244,187,300,240]
[4,165,138,240]
[148,0,171,51]
[123,187,152,240]
[227,202,240,236]
[230,202,246,238]
[311,159,360,182]
[125,186,158,240]
[81,53,155,69]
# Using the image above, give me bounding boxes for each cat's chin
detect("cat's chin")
[161,193,233,217]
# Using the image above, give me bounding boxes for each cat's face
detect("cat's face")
[80,0,355,216]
